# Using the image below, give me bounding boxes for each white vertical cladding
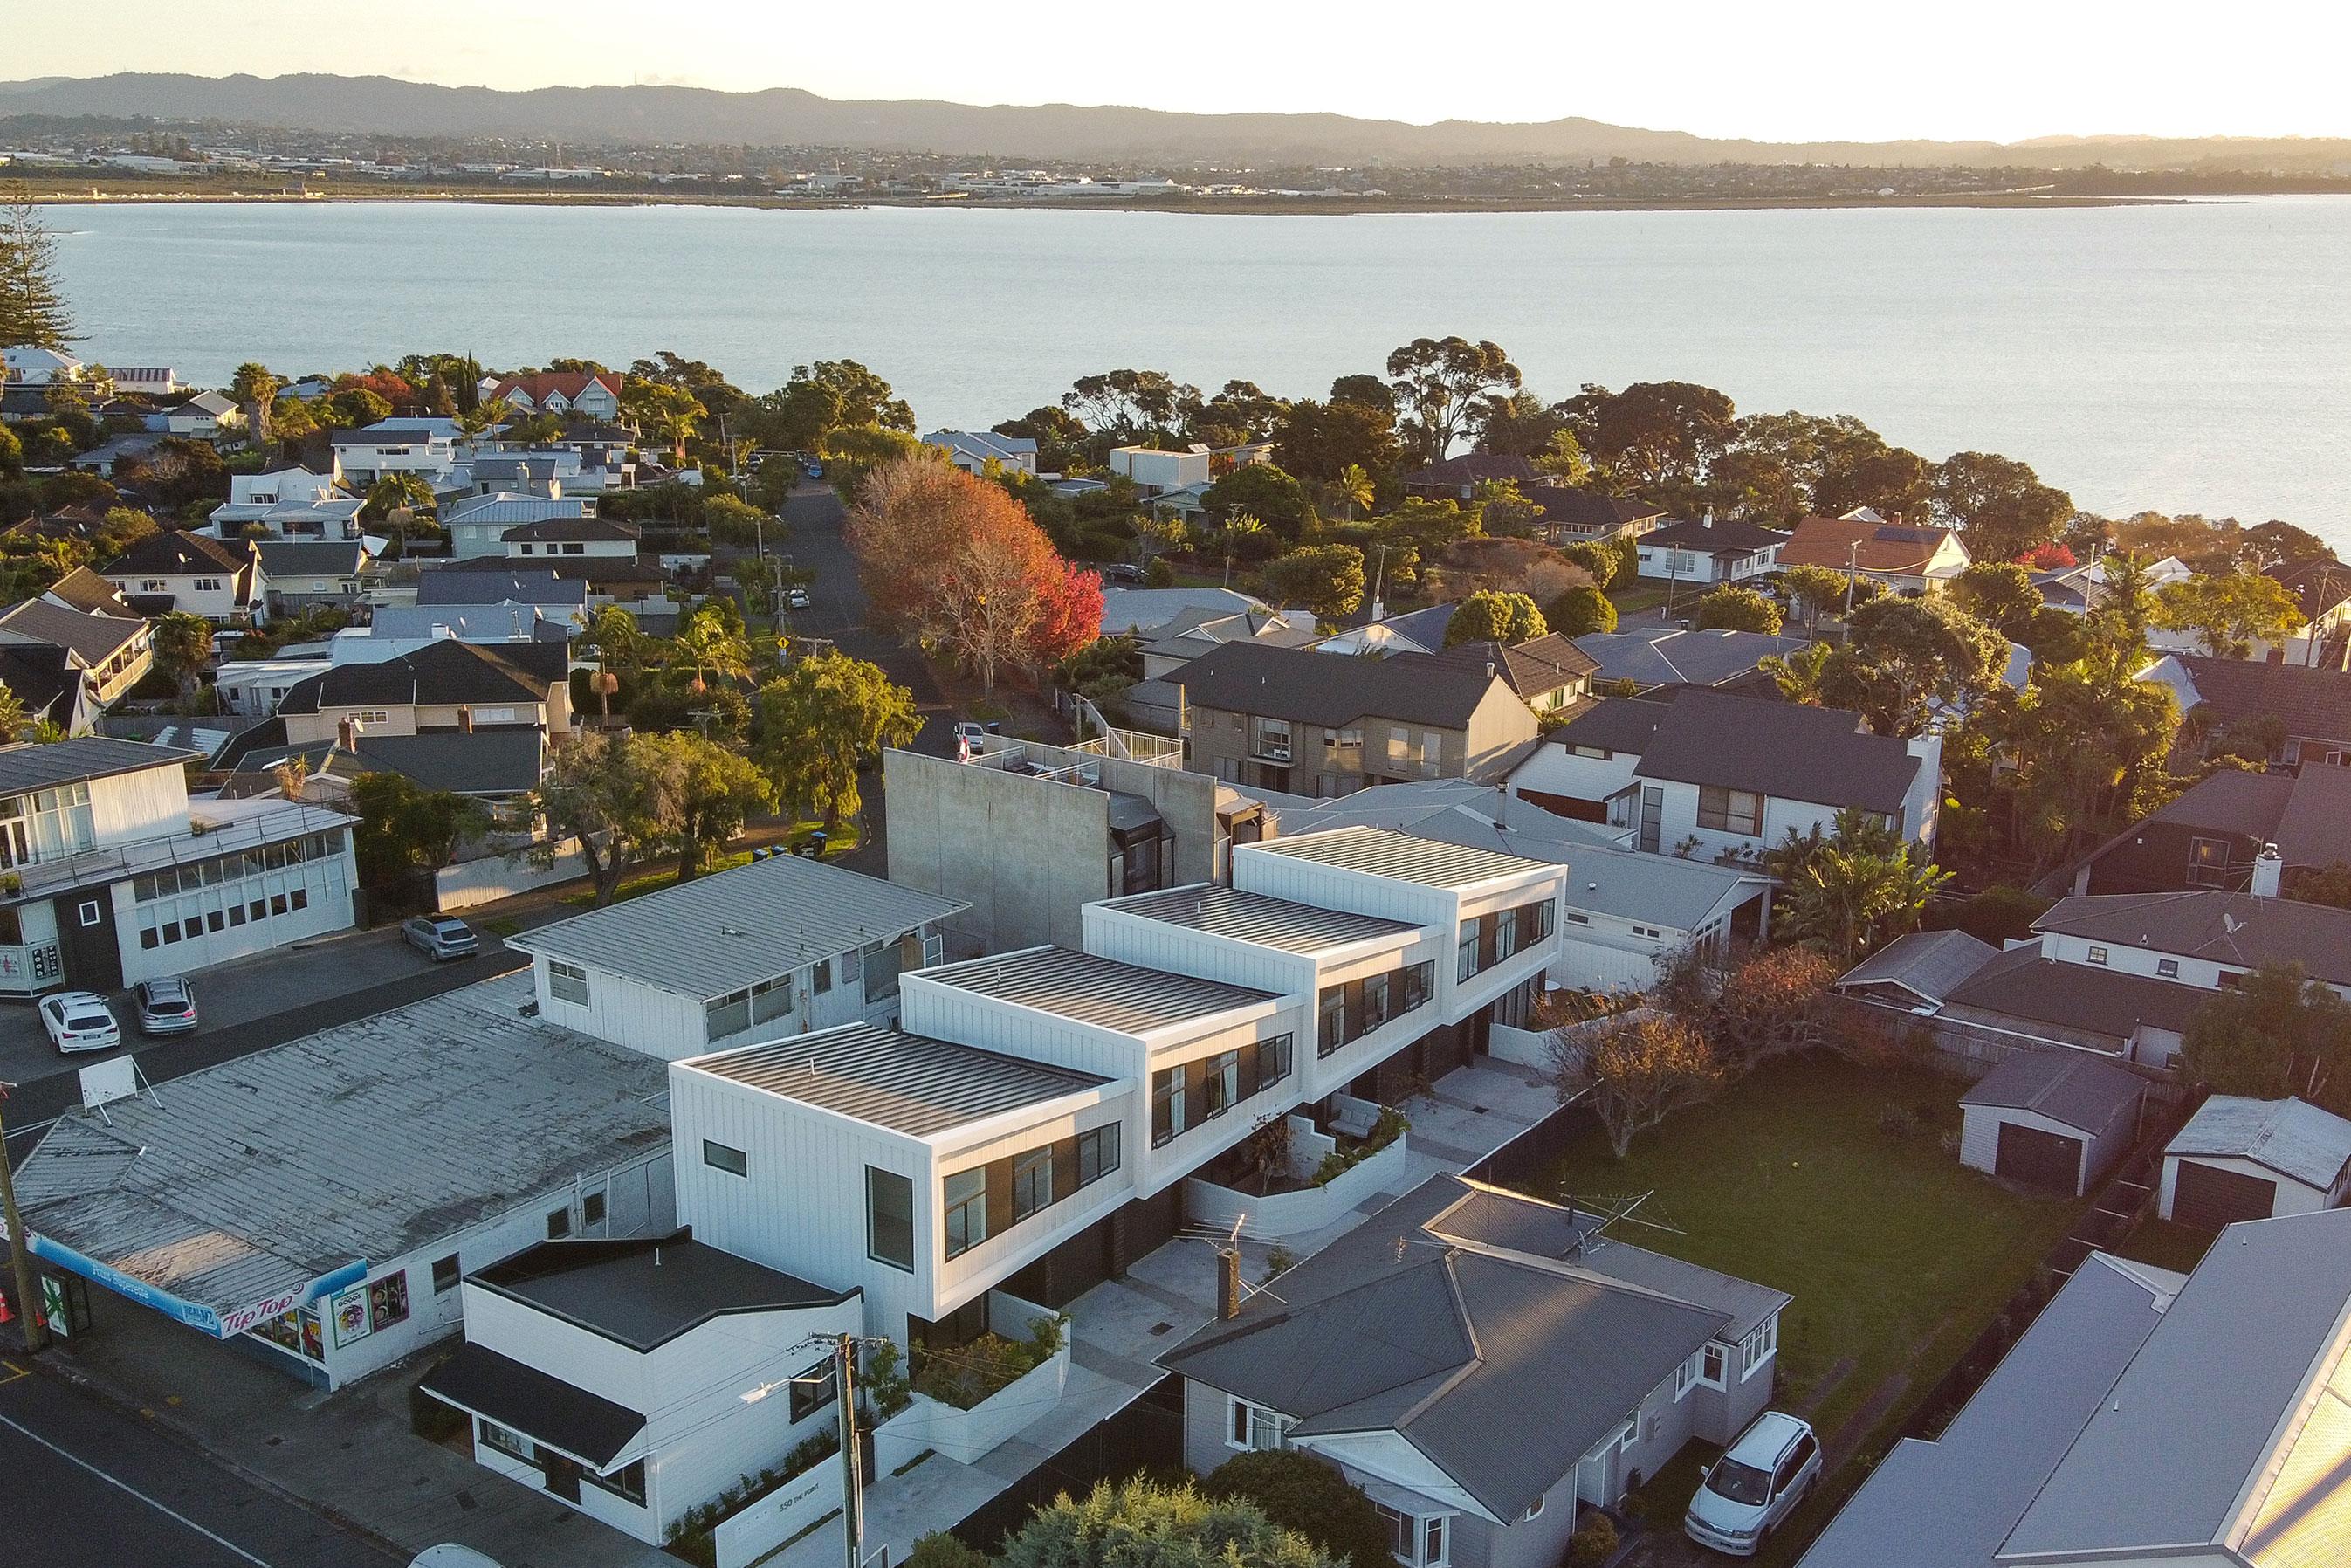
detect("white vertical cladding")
[464,1283,653,1414]
[1082,901,1321,996]
[1446,868,1569,1024]
[899,972,1145,1080]
[1141,998,1314,1198]
[88,763,191,846]
[931,1095,1136,1317]
[1233,847,1454,927]
[670,1062,936,1342]
[549,964,711,1060]
[1303,935,1447,1100]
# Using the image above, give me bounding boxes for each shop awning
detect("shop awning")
[420,1343,646,1471]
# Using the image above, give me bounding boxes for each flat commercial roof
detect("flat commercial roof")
[1248,824,1554,890]
[13,975,670,1335]
[473,1234,850,1352]
[922,945,1282,1035]
[511,852,969,1002]
[1103,884,1420,954]
[688,1021,1110,1138]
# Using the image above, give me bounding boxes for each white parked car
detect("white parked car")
[409,1548,503,1568]
[1684,1410,1821,1556]
[39,990,122,1055]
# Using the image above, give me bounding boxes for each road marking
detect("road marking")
[0,1360,28,1383]
[0,1408,277,1566]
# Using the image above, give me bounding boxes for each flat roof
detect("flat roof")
[0,735,195,795]
[921,946,1282,1035]
[688,1021,1110,1138]
[511,853,969,1001]
[15,975,670,1326]
[1102,884,1420,954]
[1248,825,1555,890]
[473,1234,849,1352]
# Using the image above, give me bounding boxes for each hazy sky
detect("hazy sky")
[15,2,2351,144]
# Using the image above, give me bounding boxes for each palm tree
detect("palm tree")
[1217,515,1268,586]
[1332,464,1375,521]
[673,612,748,695]
[1757,641,1835,705]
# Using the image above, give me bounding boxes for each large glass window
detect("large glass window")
[943,1169,987,1259]
[547,960,588,1006]
[866,1167,914,1271]
[1458,918,1483,983]
[1521,898,1555,942]
[1076,1124,1120,1187]
[703,1139,747,1177]
[1151,1066,1186,1145]
[581,1459,648,1507]
[1317,987,1345,1056]
[1200,1050,1240,1119]
[1697,785,1764,836]
[1249,717,1292,762]
[1255,1034,1293,1091]
[787,1358,836,1424]
[1012,1148,1054,1221]
[1495,906,1518,963]
[1402,961,1434,1012]
[1230,1398,1290,1452]
[705,990,753,1041]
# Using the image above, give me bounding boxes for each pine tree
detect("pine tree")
[0,185,77,349]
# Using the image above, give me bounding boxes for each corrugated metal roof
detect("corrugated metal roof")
[1103,884,1420,953]
[1837,929,2000,1002]
[0,735,195,794]
[2167,1095,2351,1192]
[1959,1049,2146,1138]
[14,975,670,1320]
[1249,825,1552,889]
[689,1021,1109,1137]
[922,946,1280,1035]
[511,854,968,1002]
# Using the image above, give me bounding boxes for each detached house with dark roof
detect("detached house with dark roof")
[272,635,572,746]
[102,529,263,624]
[1633,516,1790,585]
[1175,641,1543,795]
[0,595,154,706]
[1509,688,1942,856]
[2136,651,2351,768]
[1405,454,1537,502]
[1161,1173,1791,1534]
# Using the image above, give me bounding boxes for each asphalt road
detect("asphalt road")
[0,1360,400,1568]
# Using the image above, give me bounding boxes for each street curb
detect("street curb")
[23,1346,411,1563]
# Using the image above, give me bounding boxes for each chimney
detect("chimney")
[337,718,356,750]
[2251,843,2284,898]
[1217,1247,1243,1320]
[459,705,475,733]
[1701,511,1714,530]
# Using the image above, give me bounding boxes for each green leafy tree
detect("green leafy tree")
[702,492,773,548]
[1545,583,1616,636]
[1062,369,1200,444]
[754,652,922,836]
[349,772,492,884]
[1205,463,1316,540]
[1275,398,1400,485]
[660,730,773,882]
[1690,584,1784,635]
[0,184,76,348]
[230,363,282,447]
[1532,429,1594,484]
[1779,562,1853,629]
[1329,464,1375,521]
[622,379,707,464]
[673,604,751,694]
[1193,379,1292,446]
[1385,337,1520,468]
[327,387,393,429]
[0,423,20,480]
[2180,962,2351,1115]
[533,730,687,905]
[1558,381,1737,491]
[1758,640,1835,705]
[2084,553,2162,677]
[93,506,159,560]
[0,681,27,742]
[1933,451,2073,563]
[1261,544,1366,621]
[1822,595,2010,737]
[1000,1478,1335,1568]
[1763,808,1950,966]
[2155,571,2304,658]
[1991,665,2180,870]
[1949,561,2047,642]
[149,611,216,708]
[1444,589,1545,645]
[2288,863,2351,910]
[1204,1451,1395,1568]
[1557,540,1619,591]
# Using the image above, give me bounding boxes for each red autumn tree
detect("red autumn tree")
[2013,540,2077,570]
[333,369,417,410]
[1030,560,1106,665]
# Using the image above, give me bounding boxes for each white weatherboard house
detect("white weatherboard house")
[1162,1174,1790,1537]
[422,1234,863,1548]
[1509,688,1942,857]
[0,737,359,996]
[2159,1095,2351,1227]
[10,977,675,1389]
[507,853,970,1060]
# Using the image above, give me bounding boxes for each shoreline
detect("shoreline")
[10,186,2308,216]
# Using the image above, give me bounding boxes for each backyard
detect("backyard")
[1521,1055,2086,1564]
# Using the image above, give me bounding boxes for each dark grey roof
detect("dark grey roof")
[1569,1236,1791,1340]
[1411,454,1537,489]
[501,517,641,543]
[1423,633,1598,695]
[1546,694,1676,754]
[920,946,1280,1035]
[1640,517,1791,554]
[43,566,139,616]
[472,1233,849,1352]
[0,645,84,723]
[276,637,547,714]
[1836,929,1999,1003]
[2000,1207,2351,1562]
[1942,947,2210,1042]
[0,736,194,794]
[2162,654,2351,742]
[1959,1049,2146,1138]
[1161,1175,1749,1519]
[1175,640,1503,731]
[2270,762,2351,870]
[1365,602,1456,650]
[1527,485,1662,530]
[353,730,544,795]
[2166,1095,2351,1191]
[420,1342,644,1469]
[1102,884,1420,954]
[1573,628,1813,691]
[688,1021,1109,1138]
[415,566,589,608]
[1635,688,1921,815]
[1795,1255,2171,1568]
[2035,891,2351,987]
[254,540,369,576]
[1249,825,1554,889]
[2141,767,2296,838]
[104,530,248,577]
[510,852,967,1001]
[0,598,148,662]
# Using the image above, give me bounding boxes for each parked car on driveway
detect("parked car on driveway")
[402,916,479,962]
[38,991,121,1055]
[1684,1410,1821,1556]
[785,586,811,609]
[132,976,198,1035]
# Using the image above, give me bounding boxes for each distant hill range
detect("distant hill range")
[3,73,2349,172]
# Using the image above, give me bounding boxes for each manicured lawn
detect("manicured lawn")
[560,824,863,908]
[1607,584,1668,614]
[1523,1056,2083,1467]
[2113,1218,2217,1276]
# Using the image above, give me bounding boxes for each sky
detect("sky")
[11,1,2351,145]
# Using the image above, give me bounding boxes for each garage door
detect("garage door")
[1996,1121,2084,1194]
[2172,1159,2278,1229]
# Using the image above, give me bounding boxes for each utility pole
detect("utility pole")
[1844,539,1859,619]
[836,1332,863,1568]
[0,1083,46,1353]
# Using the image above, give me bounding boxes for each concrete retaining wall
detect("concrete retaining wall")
[712,1458,841,1568]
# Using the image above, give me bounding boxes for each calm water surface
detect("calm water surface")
[48,198,2351,542]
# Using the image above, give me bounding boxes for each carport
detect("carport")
[1959,1049,2148,1198]
[2161,1095,2351,1227]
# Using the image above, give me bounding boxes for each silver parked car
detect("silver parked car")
[133,975,199,1035]
[1684,1411,1821,1556]
[402,915,479,961]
